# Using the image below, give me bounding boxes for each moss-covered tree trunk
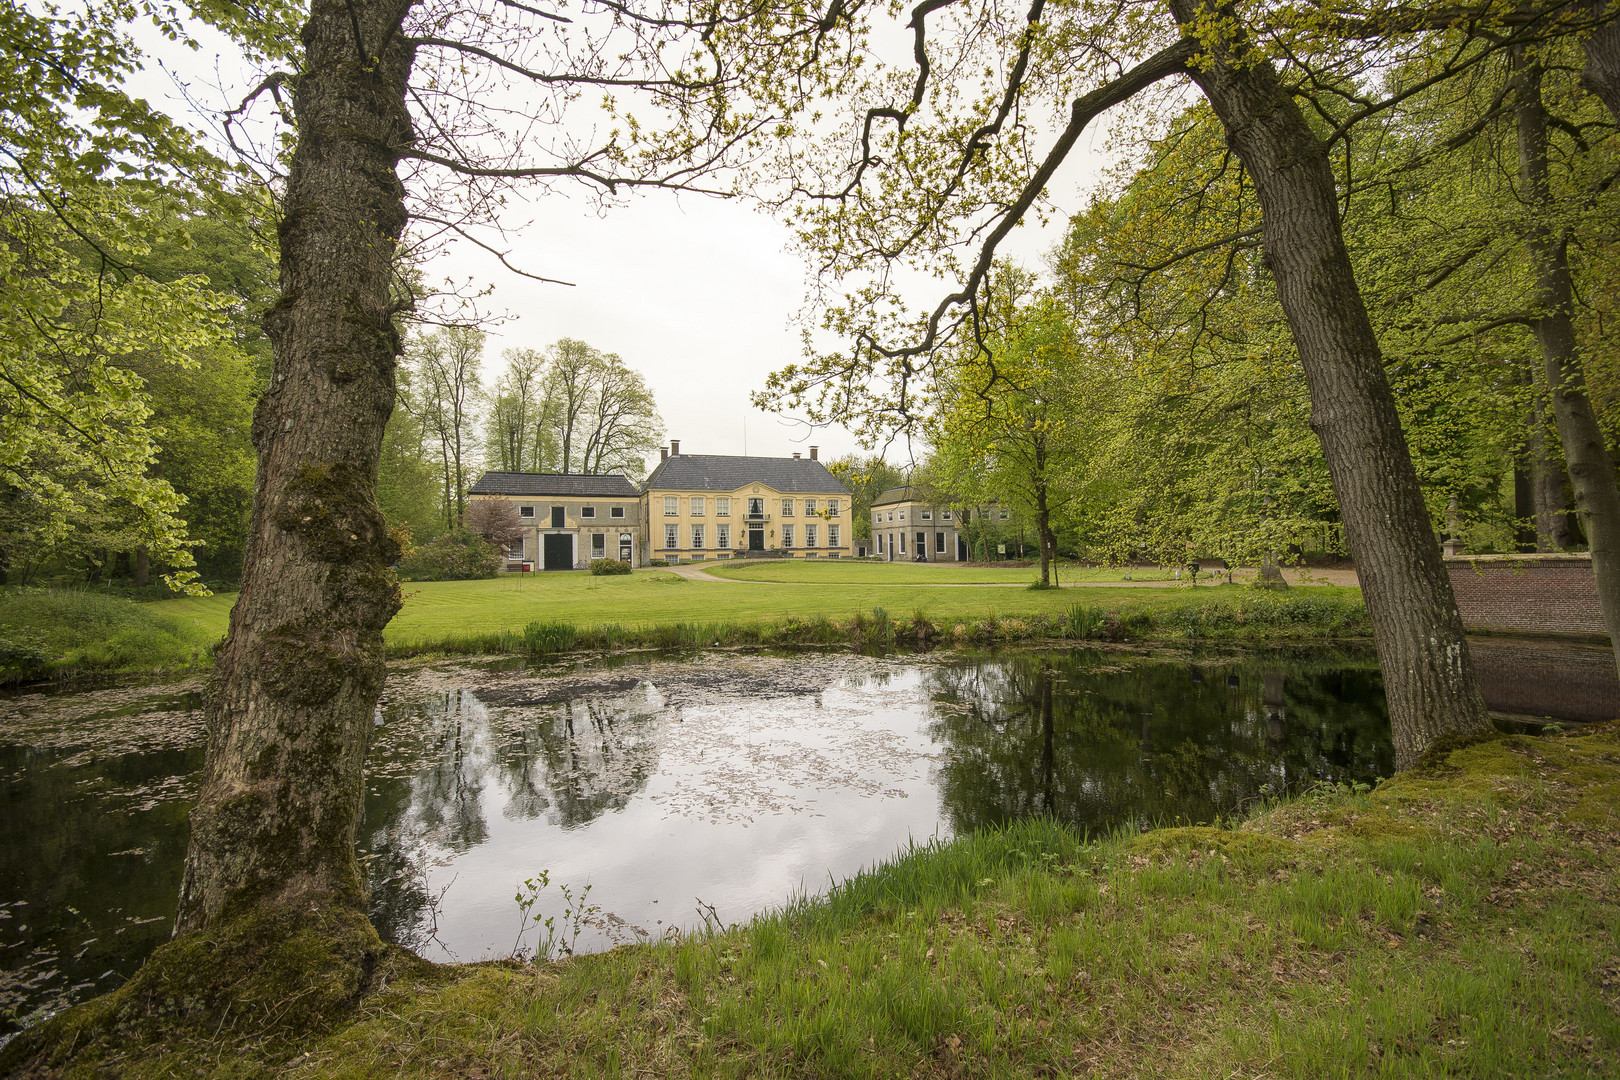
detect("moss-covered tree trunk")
[1164,0,1492,769]
[1515,55,1620,675]
[176,0,415,937]
[1583,0,1620,122]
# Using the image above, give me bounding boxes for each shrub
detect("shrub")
[589,559,632,576]
[523,620,577,655]
[399,531,503,581]
[648,559,670,567]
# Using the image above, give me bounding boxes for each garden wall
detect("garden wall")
[1444,553,1605,639]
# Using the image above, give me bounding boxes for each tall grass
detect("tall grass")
[0,587,215,684]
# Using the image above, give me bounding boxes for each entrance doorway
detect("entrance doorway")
[619,534,633,562]
[543,533,573,570]
[748,528,765,551]
[916,532,926,560]
[957,536,968,562]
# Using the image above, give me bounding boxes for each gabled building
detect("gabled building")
[641,440,853,563]
[870,486,971,562]
[467,472,642,570]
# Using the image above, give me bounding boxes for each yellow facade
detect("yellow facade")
[644,483,852,562]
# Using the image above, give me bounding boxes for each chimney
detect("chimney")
[660,446,669,462]
[793,452,801,459]
[670,439,680,456]
[809,445,819,461]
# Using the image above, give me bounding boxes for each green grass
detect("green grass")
[147,572,1365,657]
[22,723,1608,1078]
[0,588,216,683]
[703,560,1178,584]
[293,725,1620,1078]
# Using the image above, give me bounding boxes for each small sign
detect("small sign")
[997,544,1006,554]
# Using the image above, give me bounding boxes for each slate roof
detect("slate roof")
[468,472,640,498]
[643,454,850,495]
[872,485,935,507]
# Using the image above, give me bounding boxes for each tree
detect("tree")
[485,348,549,472]
[465,496,524,550]
[930,286,1115,585]
[578,352,664,479]
[0,2,245,594]
[823,454,905,542]
[412,326,485,530]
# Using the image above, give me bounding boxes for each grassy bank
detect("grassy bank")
[702,560,1180,584]
[13,725,1614,1078]
[0,588,215,684]
[3,575,1366,683]
[151,573,1367,656]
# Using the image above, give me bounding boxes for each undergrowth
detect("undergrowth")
[0,588,214,684]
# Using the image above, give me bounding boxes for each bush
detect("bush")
[399,531,503,581]
[648,559,669,567]
[589,559,632,576]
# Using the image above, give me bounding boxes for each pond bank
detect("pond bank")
[8,723,1616,1078]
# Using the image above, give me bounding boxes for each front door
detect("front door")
[748,527,765,550]
[619,536,633,562]
[957,536,968,561]
[543,533,573,570]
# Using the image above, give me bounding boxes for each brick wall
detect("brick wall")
[1444,554,1606,638]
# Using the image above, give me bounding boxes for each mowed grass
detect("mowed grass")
[703,559,1177,584]
[265,726,1620,1080]
[147,571,1364,651]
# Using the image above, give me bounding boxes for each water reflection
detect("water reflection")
[925,652,1390,836]
[3,641,1606,1039]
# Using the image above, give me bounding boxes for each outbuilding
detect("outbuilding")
[467,472,642,570]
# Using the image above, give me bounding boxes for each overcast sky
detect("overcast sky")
[128,14,1117,471]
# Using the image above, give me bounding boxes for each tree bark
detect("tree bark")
[1165,0,1492,768]
[1527,375,1579,551]
[134,546,150,587]
[1033,436,1053,586]
[1582,0,1620,122]
[176,0,414,933]
[1515,55,1620,671]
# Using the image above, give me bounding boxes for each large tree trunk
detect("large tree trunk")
[1033,438,1054,586]
[1165,0,1492,768]
[1583,0,1620,122]
[176,0,414,935]
[1515,55,1620,671]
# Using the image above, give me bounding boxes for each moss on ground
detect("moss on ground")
[11,723,1612,1078]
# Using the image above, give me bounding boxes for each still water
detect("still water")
[0,643,1600,1035]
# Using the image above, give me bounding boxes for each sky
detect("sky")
[127,11,1120,470]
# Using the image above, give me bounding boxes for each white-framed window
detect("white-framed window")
[581,505,596,519]
[519,505,535,518]
[781,498,794,516]
[876,533,883,554]
[942,510,952,521]
[899,532,906,554]
[782,524,794,547]
[691,496,705,516]
[936,532,946,553]
[899,511,906,521]
[828,499,840,515]
[716,523,730,548]
[664,523,678,548]
[806,524,818,548]
[611,506,625,519]
[829,524,841,548]
[664,496,679,516]
[1000,509,1009,520]
[592,533,606,557]
[922,510,931,520]
[805,498,818,515]
[717,496,731,516]
[692,524,705,548]
[886,511,893,522]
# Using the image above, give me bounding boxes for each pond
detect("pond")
[1,641,1608,1037]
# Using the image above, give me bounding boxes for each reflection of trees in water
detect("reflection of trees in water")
[361,683,663,944]
[926,651,1392,836]
[499,690,662,830]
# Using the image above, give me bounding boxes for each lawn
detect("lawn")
[148,571,1363,650]
[702,559,1178,584]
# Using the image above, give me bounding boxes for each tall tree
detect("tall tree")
[485,348,547,472]
[579,352,664,478]
[413,327,484,529]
